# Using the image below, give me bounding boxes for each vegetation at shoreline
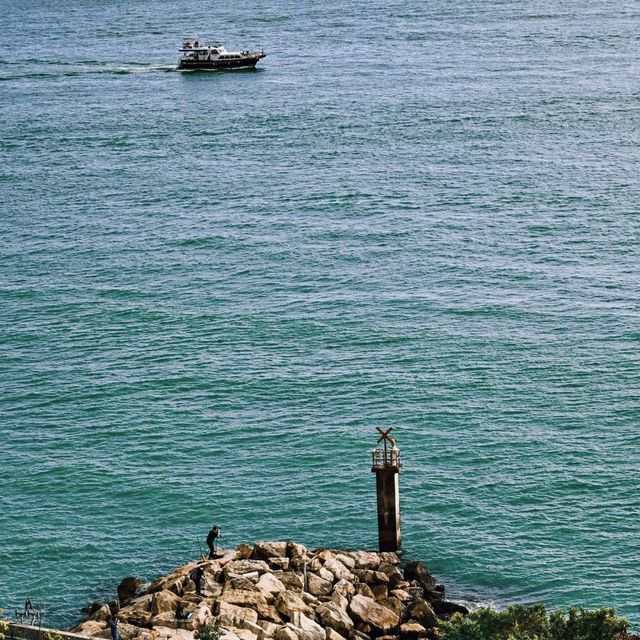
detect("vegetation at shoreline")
[1,609,8,640]
[440,604,629,640]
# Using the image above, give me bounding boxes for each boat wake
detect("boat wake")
[0,62,176,81]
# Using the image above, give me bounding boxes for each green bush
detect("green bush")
[439,604,629,640]
[194,622,221,640]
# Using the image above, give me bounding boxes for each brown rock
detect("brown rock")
[236,543,254,559]
[316,602,354,637]
[335,554,356,571]
[151,591,181,616]
[294,612,325,640]
[257,572,286,597]
[390,589,412,603]
[348,594,399,634]
[262,604,285,624]
[318,567,334,583]
[256,621,279,637]
[274,591,312,619]
[279,573,304,593]
[218,602,259,628]
[286,542,308,560]
[301,592,319,607]
[351,552,381,571]
[354,584,374,599]
[354,622,372,636]
[332,580,355,602]
[325,629,348,640]
[371,585,388,602]
[378,553,400,565]
[227,576,261,592]
[357,570,389,585]
[72,621,111,639]
[275,624,300,640]
[219,589,270,618]
[251,541,288,561]
[330,593,349,612]
[150,611,178,628]
[315,550,338,563]
[88,604,113,622]
[268,557,291,571]
[407,599,437,629]
[323,559,353,582]
[399,621,428,640]
[117,577,144,604]
[380,596,403,618]
[224,560,270,577]
[231,628,258,640]
[307,573,333,597]
[117,622,147,640]
[308,557,323,573]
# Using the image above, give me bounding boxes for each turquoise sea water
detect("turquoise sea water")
[1,0,639,630]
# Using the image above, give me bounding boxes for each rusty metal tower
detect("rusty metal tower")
[371,427,402,552]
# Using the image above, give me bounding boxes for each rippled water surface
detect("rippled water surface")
[1,0,639,630]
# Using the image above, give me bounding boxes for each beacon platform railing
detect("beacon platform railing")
[371,447,401,469]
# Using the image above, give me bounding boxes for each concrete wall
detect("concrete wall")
[7,622,90,640]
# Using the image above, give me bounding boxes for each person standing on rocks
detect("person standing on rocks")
[190,566,204,596]
[106,615,120,640]
[206,525,220,558]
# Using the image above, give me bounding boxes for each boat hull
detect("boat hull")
[178,56,264,71]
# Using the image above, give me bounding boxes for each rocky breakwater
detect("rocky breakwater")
[72,541,468,640]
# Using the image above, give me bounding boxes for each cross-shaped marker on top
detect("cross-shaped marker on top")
[376,426,394,444]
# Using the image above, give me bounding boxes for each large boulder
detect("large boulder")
[117,577,145,604]
[332,579,355,602]
[316,602,354,637]
[354,584,375,599]
[224,560,270,577]
[323,559,353,582]
[275,624,301,640]
[380,596,403,618]
[236,543,254,559]
[218,602,259,628]
[402,562,435,591]
[219,589,271,618]
[306,573,332,597]
[88,604,113,622]
[348,594,400,634]
[286,542,308,560]
[335,554,356,571]
[226,576,261,592]
[120,594,153,628]
[399,621,428,640]
[257,572,286,597]
[274,591,312,619]
[293,612,325,640]
[278,573,304,593]
[251,541,288,561]
[71,621,111,638]
[351,552,381,571]
[371,585,388,602]
[406,599,437,629]
[151,591,182,616]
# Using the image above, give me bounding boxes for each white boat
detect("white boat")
[178,37,266,70]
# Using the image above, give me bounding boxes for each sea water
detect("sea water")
[1,0,639,630]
